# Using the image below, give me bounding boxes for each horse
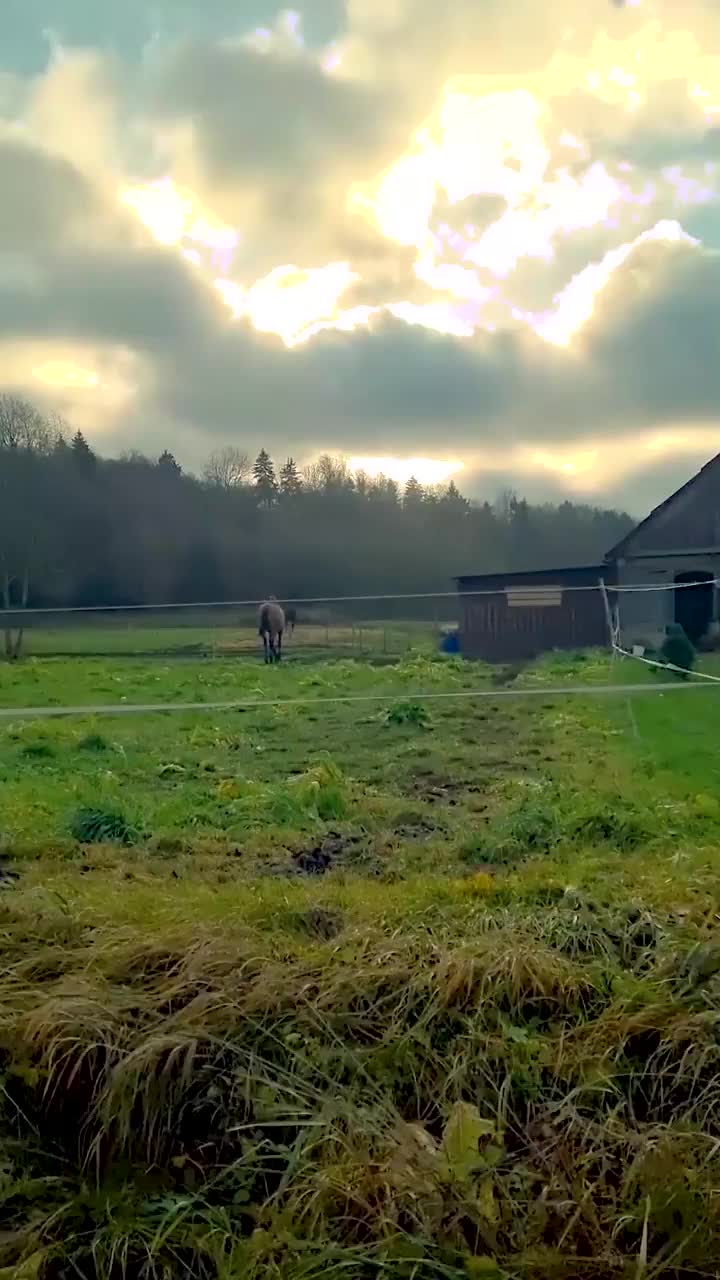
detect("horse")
[258,598,285,663]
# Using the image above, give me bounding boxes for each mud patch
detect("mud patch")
[393,816,438,841]
[408,772,483,805]
[292,831,367,875]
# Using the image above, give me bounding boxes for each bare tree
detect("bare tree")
[203,446,251,490]
[302,454,353,492]
[0,397,60,657]
[0,394,61,453]
[0,452,49,657]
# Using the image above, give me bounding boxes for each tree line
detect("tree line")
[0,395,633,624]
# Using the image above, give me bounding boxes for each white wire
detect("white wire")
[1,576,719,617]
[612,642,720,682]
[0,680,718,720]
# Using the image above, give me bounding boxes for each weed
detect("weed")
[386,701,432,727]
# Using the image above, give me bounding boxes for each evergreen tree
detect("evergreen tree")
[0,393,638,612]
[279,457,302,497]
[157,450,182,476]
[70,430,96,473]
[403,476,425,511]
[253,449,277,505]
[444,480,469,511]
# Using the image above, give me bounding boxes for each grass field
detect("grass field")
[2,648,720,1278]
[16,619,439,658]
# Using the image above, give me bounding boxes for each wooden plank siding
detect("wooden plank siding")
[457,566,611,661]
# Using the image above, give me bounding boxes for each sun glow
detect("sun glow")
[117,16,720,350]
[120,178,239,265]
[347,456,464,486]
[33,360,99,389]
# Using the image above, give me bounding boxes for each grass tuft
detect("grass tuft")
[69,806,140,845]
[20,741,55,759]
[77,731,111,752]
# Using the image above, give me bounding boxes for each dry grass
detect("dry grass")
[2,649,720,1276]
[2,895,720,1279]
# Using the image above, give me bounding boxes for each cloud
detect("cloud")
[0,134,129,252]
[0,0,718,511]
[147,27,415,271]
[149,233,720,464]
[0,138,718,480]
[579,236,720,426]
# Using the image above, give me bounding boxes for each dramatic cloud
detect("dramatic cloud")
[0,0,719,507]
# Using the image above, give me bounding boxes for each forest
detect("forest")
[0,394,633,609]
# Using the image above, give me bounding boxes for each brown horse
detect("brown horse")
[258,598,285,663]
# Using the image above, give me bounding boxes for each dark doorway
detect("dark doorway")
[674,571,714,644]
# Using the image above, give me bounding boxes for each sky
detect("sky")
[1,0,720,512]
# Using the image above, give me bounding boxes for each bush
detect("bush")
[659,623,696,676]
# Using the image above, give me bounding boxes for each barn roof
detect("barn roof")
[605,451,720,560]
[456,564,607,587]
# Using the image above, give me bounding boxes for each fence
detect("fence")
[0,598,455,660]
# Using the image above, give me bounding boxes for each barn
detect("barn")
[457,452,720,661]
[608,452,720,649]
[456,564,613,662]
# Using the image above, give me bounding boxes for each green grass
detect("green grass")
[2,647,720,1277]
[17,619,438,658]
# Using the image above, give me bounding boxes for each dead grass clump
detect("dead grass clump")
[436,935,597,1021]
[533,898,665,971]
[289,905,346,939]
[4,921,720,1276]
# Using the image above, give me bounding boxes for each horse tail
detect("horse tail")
[269,602,285,635]
[258,601,285,635]
[258,602,271,636]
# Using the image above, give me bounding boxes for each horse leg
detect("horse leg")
[263,633,270,663]
[276,629,283,662]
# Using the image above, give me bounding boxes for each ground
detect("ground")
[2,647,720,1278]
[15,617,438,658]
